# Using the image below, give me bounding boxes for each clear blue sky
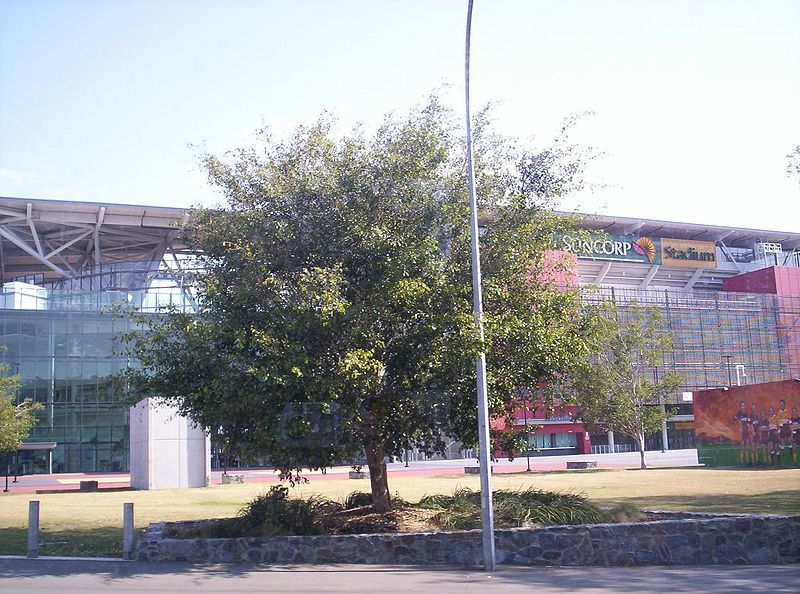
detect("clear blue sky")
[1,0,798,231]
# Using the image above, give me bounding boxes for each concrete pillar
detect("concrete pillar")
[607,429,615,451]
[129,399,211,490]
[27,500,39,558]
[123,502,135,560]
[661,404,669,451]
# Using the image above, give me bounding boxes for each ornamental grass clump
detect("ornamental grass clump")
[423,487,607,531]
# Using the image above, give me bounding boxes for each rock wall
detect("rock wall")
[137,513,800,566]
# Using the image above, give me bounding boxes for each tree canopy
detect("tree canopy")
[0,369,40,455]
[124,97,599,510]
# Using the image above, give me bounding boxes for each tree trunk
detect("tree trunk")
[637,435,647,470]
[365,442,391,512]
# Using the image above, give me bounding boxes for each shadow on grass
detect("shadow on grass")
[593,489,800,516]
[500,468,618,477]
[0,526,135,558]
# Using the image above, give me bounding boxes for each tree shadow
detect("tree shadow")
[593,489,800,516]
[0,526,130,558]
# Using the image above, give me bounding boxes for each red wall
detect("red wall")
[723,266,800,297]
[722,267,778,294]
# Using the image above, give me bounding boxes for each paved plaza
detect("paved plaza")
[3,449,700,493]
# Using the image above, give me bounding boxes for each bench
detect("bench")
[566,461,598,470]
[464,466,494,474]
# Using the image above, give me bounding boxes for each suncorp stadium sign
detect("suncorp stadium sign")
[557,233,718,269]
[558,234,662,264]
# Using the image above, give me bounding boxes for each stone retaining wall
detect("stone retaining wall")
[137,512,800,566]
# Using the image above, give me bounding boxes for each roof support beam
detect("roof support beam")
[622,222,645,235]
[45,229,94,260]
[48,245,79,277]
[640,265,660,289]
[0,225,69,277]
[718,241,742,272]
[683,268,705,291]
[714,230,735,241]
[26,203,44,256]
[595,261,612,284]
[93,207,106,266]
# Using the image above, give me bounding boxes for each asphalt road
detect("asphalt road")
[0,559,798,593]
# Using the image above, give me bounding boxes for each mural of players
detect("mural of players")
[759,410,771,465]
[748,403,759,464]
[693,379,800,468]
[733,401,751,464]
[790,406,800,465]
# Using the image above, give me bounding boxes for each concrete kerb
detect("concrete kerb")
[0,555,129,562]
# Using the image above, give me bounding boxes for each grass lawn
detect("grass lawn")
[1,466,798,557]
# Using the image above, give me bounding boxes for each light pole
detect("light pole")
[521,390,531,472]
[722,355,733,387]
[465,0,496,572]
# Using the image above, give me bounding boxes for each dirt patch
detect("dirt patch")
[322,506,440,535]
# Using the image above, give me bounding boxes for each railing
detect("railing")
[590,444,632,454]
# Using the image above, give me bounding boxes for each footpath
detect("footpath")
[1,558,798,593]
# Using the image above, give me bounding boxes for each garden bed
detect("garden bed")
[139,512,800,566]
[135,486,800,566]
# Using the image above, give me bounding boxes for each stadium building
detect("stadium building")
[3,196,799,473]
[0,197,193,475]
[512,213,800,456]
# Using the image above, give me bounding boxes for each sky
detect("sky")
[1,0,798,232]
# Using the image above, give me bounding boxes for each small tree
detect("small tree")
[553,302,682,469]
[124,98,599,510]
[0,370,41,457]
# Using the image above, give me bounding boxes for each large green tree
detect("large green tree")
[550,302,682,470]
[124,98,598,510]
[0,370,41,456]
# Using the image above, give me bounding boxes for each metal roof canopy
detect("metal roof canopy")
[0,196,190,282]
[17,442,57,451]
[557,211,800,251]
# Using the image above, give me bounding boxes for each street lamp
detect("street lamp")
[722,355,733,387]
[465,0,496,572]
[521,389,532,472]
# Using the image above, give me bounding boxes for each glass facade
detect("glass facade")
[1,311,131,473]
[2,265,196,474]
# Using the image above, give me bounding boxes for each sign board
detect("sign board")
[555,234,718,270]
[660,238,717,269]
[556,234,662,265]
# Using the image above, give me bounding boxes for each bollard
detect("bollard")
[27,500,39,558]
[122,502,135,560]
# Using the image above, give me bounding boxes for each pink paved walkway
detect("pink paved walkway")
[1,455,664,494]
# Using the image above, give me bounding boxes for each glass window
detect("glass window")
[553,433,577,448]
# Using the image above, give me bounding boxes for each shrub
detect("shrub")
[606,502,642,523]
[238,485,343,536]
[343,491,373,509]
